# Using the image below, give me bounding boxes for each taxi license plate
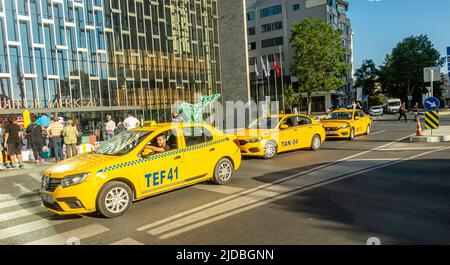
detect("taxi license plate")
[326,131,335,135]
[41,193,54,204]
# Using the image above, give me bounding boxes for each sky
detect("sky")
[347,0,450,71]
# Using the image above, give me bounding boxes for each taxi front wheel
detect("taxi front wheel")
[213,158,234,185]
[97,181,133,218]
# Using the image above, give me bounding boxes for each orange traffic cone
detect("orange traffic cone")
[416,118,424,136]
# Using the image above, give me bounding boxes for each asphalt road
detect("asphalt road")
[1,114,450,245]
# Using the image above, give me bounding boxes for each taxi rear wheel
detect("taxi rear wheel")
[310,135,321,151]
[97,181,133,218]
[213,158,234,185]
[263,142,278,159]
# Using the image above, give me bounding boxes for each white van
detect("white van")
[387,99,401,113]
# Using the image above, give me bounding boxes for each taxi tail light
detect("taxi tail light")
[233,139,240,147]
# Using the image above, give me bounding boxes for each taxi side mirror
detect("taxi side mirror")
[280,124,289,130]
[355,116,361,120]
[141,148,154,158]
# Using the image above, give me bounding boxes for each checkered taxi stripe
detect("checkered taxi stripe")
[97,138,229,173]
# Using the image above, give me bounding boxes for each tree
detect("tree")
[368,93,388,107]
[355,60,379,96]
[289,18,349,114]
[378,35,445,102]
[283,84,298,113]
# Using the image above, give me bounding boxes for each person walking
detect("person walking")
[47,117,65,162]
[26,116,46,164]
[62,119,79,158]
[0,121,6,169]
[397,102,408,122]
[413,102,419,121]
[105,115,116,140]
[123,112,140,130]
[4,117,24,169]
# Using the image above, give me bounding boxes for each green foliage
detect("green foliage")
[368,93,388,107]
[289,18,349,114]
[283,84,298,113]
[355,60,379,96]
[378,35,445,101]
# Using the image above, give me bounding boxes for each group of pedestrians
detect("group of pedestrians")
[0,112,142,170]
[397,102,420,122]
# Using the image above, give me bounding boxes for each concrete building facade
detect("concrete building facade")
[246,0,354,113]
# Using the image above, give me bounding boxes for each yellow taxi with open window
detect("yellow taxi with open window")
[40,123,241,218]
[234,114,326,159]
[321,109,373,140]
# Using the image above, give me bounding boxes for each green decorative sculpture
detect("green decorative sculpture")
[179,94,221,123]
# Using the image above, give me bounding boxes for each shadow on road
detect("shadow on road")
[250,159,450,244]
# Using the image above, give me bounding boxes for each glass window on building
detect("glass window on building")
[293,4,300,11]
[248,27,255,36]
[261,37,283,48]
[0,78,11,101]
[18,0,29,16]
[0,19,9,73]
[247,11,255,21]
[5,0,19,41]
[248,42,256,50]
[19,22,34,74]
[260,5,282,18]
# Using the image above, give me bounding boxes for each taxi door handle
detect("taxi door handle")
[209,148,216,152]
[174,156,181,160]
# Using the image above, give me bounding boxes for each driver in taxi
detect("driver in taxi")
[145,134,171,153]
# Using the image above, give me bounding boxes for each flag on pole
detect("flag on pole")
[274,58,281,77]
[266,57,271,77]
[254,63,260,77]
[260,57,268,77]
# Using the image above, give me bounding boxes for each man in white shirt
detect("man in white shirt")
[123,112,140,130]
[105,115,116,140]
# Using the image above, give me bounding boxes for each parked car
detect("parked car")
[369,106,384,116]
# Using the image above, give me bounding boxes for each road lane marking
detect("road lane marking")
[0,196,41,210]
[25,223,109,245]
[137,134,413,232]
[147,161,390,238]
[155,147,450,239]
[370,130,387,135]
[348,158,403,161]
[0,206,45,222]
[110,238,144,245]
[381,147,443,151]
[0,218,71,241]
[193,184,244,195]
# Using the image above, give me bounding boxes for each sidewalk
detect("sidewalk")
[0,160,56,178]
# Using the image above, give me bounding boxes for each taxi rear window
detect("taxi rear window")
[95,131,152,156]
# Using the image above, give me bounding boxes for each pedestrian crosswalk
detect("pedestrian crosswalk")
[25,224,110,245]
[0,171,245,245]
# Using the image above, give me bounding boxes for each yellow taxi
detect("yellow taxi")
[40,123,241,218]
[321,109,372,140]
[235,114,326,159]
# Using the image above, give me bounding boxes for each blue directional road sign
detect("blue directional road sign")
[424,97,440,111]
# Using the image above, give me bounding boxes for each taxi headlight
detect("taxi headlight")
[61,173,90,188]
[248,137,263,143]
[339,125,350,129]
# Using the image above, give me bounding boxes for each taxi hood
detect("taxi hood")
[234,128,274,139]
[44,153,120,179]
[321,120,352,127]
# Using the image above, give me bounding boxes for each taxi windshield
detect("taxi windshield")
[247,117,280,130]
[326,112,353,120]
[94,131,151,156]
